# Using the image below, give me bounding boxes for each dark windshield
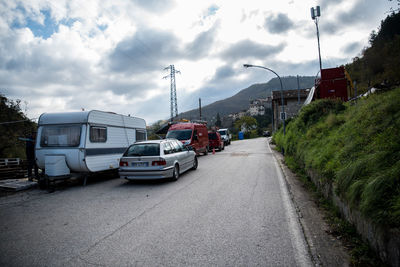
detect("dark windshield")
[219,130,226,135]
[208,133,217,140]
[124,143,160,156]
[166,130,192,140]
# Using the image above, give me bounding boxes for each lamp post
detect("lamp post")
[311,6,322,72]
[243,64,286,141]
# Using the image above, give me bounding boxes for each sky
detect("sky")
[0,0,397,125]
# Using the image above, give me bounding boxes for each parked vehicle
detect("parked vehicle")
[218,128,231,146]
[263,131,271,137]
[208,131,224,151]
[119,139,197,181]
[35,110,146,187]
[166,122,209,155]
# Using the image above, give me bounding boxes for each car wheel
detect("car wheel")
[192,157,198,170]
[172,164,180,181]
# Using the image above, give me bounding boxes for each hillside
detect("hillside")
[178,76,315,122]
[345,11,400,92]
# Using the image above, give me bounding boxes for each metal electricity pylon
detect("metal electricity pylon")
[163,65,180,121]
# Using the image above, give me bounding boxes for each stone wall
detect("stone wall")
[307,170,400,267]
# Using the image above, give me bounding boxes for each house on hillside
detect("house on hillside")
[229,110,247,121]
[222,97,272,128]
[248,97,271,116]
[272,89,310,132]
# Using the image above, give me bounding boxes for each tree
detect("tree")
[388,0,400,12]
[234,116,257,133]
[215,113,222,127]
[147,120,167,140]
[346,11,400,91]
[0,94,36,158]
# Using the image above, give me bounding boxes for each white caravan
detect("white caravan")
[35,110,146,187]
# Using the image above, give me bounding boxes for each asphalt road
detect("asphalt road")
[0,138,311,266]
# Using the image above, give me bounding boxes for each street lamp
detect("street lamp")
[243,64,286,142]
[311,6,322,72]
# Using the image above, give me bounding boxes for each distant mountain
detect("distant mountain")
[178,76,315,122]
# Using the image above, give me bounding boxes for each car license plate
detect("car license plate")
[132,162,148,167]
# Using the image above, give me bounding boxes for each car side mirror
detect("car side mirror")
[164,150,170,155]
[186,145,193,151]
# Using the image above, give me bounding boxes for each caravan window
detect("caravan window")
[136,130,146,142]
[90,126,107,143]
[40,125,81,147]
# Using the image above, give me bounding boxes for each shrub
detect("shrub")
[273,88,400,227]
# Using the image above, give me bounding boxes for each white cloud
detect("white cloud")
[0,0,396,124]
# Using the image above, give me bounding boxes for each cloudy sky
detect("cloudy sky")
[0,0,396,124]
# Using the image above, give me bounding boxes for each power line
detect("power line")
[0,119,37,125]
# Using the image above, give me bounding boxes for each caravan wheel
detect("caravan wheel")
[38,176,46,190]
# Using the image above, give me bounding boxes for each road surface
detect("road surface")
[0,138,311,266]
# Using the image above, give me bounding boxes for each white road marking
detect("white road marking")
[267,142,313,267]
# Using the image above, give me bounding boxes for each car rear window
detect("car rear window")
[208,132,217,140]
[124,143,160,156]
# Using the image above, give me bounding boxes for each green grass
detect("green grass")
[273,87,400,227]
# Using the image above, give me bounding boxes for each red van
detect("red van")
[166,123,209,155]
[208,131,224,151]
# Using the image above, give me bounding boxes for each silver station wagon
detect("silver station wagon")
[119,139,198,181]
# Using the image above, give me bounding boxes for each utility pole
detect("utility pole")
[163,65,180,121]
[311,6,322,72]
[243,64,286,152]
[297,75,300,104]
[199,98,202,120]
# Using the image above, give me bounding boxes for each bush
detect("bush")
[273,88,400,227]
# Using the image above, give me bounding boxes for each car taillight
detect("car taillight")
[152,159,166,166]
[119,161,128,167]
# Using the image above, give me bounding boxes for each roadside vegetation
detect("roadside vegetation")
[274,88,400,227]
[284,154,385,266]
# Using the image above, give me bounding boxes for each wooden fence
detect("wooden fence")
[0,158,27,180]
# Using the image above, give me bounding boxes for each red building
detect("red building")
[315,66,350,101]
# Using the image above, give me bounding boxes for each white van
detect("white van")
[217,128,231,146]
[35,110,146,187]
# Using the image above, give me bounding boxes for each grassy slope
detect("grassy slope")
[274,87,400,227]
